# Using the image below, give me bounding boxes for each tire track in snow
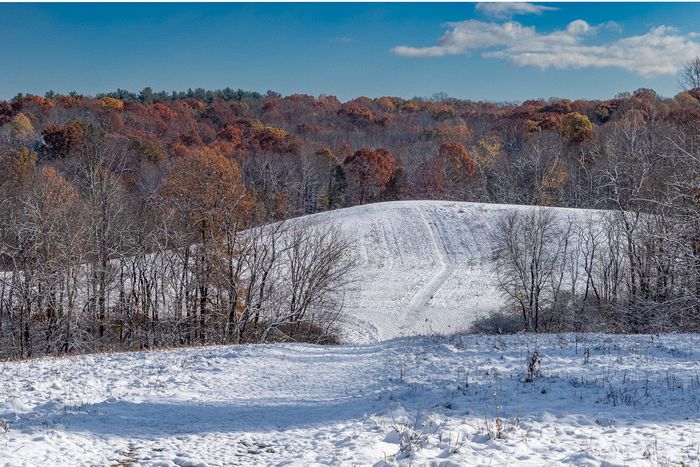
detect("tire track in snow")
[400,206,456,334]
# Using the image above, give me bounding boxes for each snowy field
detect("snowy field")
[298,200,605,343]
[2,201,696,466]
[2,333,700,466]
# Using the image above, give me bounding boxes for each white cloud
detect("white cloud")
[475,3,558,19]
[566,19,593,35]
[391,19,700,77]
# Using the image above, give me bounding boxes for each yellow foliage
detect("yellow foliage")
[10,113,33,140]
[256,126,288,140]
[560,112,593,143]
[674,92,698,107]
[99,97,125,110]
[0,147,36,188]
[471,135,503,168]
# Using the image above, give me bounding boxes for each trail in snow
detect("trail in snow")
[296,200,607,343]
[401,207,456,336]
[2,333,699,466]
[1,201,691,467]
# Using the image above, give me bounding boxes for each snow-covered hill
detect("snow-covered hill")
[3,202,697,467]
[297,201,605,343]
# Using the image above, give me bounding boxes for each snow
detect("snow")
[2,333,700,466]
[3,200,696,466]
[297,200,606,343]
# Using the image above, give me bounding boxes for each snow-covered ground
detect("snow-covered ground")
[4,201,695,466]
[298,200,605,343]
[2,333,699,466]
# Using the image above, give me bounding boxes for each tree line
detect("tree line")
[2,61,700,357]
[0,128,354,359]
[484,63,700,333]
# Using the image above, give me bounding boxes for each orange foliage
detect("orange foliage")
[418,142,476,198]
[55,95,84,108]
[34,166,79,211]
[41,122,85,158]
[424,122,472,142]
[217,124,244,147]
[338,102,375,124]
[252,126,300,154]
[374,96,396,112]
[208,140,237,157]
[431,103,457,121]
[168,141,190,159]
[398,100,420,113]
[159,147,250,234]
[538,114,562,131]
[152,102,178,120]
[343,147,395,204]
[99,97,124,110]
[15,95,54,114]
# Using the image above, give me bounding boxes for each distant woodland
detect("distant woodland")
[2,74,700,358]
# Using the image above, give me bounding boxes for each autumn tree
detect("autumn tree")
[417,142,476,199]
[10,113,34,141]
[6,85,700,355]
[251,125,300,155]
[41,121,85,159]
[159,147,250,342]
[99,97,125,110]
[343,148,395,204]
[217,123,244,148]
[0,147,36,191]
[560,112,593,143]
[26,167,84,353]
[337,101,375,126]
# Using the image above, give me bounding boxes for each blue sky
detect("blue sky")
[2,3,700,102]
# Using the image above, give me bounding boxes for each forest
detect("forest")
[1,68,700,359]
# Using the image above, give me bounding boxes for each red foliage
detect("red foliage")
[297,123,322,135]
[152,102,178,120]
[14,95,55,115]
[217,124,244,147]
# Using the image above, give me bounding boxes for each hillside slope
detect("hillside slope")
[298,201,606,343]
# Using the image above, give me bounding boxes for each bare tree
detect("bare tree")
[491,208,571,331]
[261,223,354,343]
[74,131,131,348]
[679,56,700,91]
